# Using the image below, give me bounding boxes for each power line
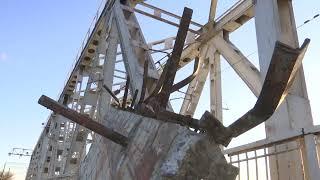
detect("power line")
[297,13,319,29]
[8,148,32,158]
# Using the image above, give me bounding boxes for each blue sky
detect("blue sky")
[0,0,319,179]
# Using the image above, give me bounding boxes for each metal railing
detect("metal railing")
[224,131,320,180]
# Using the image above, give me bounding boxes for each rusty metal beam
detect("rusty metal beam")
[122,76,130,108]
[140,39,310,147]
[38,95,129,147]
[226,39,310,143]
[199,111,231,144]
[170,57,200,93]
[156,110,201,128]
[144,60,168,103]
[146,110,229,146]
[157,7,193,107]
[103,84,120,105]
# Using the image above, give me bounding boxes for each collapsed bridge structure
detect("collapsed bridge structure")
[26,0,320,179]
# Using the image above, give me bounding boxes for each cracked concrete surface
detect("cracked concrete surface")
[79,107,238,180]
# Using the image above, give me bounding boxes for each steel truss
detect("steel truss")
[26,0,319,179]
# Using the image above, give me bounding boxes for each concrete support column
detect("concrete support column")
[255,0,319,179]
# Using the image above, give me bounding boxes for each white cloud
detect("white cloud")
[0,52,8,62]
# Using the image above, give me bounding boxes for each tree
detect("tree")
[0,171,14,180]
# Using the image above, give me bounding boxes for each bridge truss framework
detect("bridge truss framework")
[26,0,320,179]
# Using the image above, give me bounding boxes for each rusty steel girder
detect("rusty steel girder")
[103,84,120,105]
[216,39,311,146]
[122,76,130,108]
[156,7,193,107]
[143,7,193,109]
[170,57,200,93]
[38,95,129,147]
[138,39,310,147]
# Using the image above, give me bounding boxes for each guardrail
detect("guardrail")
[223,128,320,180]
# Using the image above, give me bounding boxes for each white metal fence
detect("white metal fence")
[224,128,320,180]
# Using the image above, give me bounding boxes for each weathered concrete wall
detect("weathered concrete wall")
[79,107,238,180]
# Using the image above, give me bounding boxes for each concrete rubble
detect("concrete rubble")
[79,107,238,180]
